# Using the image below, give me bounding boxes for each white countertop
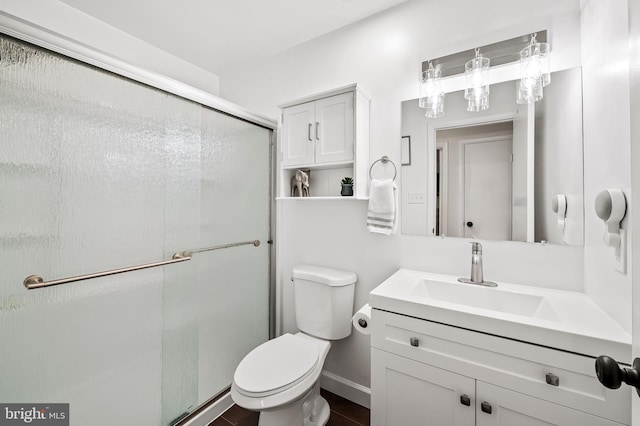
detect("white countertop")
[369,269,631,361]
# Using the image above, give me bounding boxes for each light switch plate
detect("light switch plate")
[408,193,425,204]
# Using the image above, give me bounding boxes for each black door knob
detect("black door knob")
[595,355,640,396]
[466,221,474,227]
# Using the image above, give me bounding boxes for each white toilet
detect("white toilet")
[231,264,357,426]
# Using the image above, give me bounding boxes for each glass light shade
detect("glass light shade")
[464,54,490,101]
[419,65,445,117]
[467,96,489,112]
[519,42,550,90]
[424,94,445,118]
[516,79,543,104]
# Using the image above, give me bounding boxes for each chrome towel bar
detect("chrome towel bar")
[369,155,397,181]
[23,239,261,290]
[173,239,260,258]
[23,254,191,290]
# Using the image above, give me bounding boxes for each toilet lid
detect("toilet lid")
[234,333,319,395]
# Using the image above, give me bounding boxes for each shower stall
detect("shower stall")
[0,23,274,426]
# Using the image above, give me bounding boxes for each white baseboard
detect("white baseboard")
[182,392,234,426]
[320,370,371,409]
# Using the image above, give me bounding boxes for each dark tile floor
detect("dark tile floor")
[209,389,370,426]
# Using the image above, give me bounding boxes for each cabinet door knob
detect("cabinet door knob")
[316,122,320,140]
[546,373,560,386]
[409,337,419,347]
[460,394,471,406]
[480,401,492,414]
[307,123,312,141]
[595,355,640,396]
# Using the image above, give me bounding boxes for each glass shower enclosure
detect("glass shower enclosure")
[0,33,272,425]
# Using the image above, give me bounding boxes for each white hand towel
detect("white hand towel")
[367,179,398,235]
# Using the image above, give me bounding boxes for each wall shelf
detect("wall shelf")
[278,84,370,199]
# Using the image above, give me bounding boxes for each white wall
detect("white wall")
[0,0,220,95]
[627,0,640,421]
[223,0,590,397]
[580,0,632,332]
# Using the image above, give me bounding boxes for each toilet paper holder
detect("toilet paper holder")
[352,303,372,335]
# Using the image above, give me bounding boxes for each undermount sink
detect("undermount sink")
[410,279,559,321]
[369,269,631,360]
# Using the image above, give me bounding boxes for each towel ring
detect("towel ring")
[369,156,397,181]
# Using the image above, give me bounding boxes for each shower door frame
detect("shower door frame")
[0,10,278,425]
[0,11,276,130]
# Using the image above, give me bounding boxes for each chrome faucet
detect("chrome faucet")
[458,242,497,287]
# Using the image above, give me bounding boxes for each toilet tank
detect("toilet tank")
[292,265,357,340]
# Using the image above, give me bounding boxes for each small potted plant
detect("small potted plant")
[340,177,354,196]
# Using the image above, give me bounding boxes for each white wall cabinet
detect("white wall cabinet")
[370,309,629,426]
[282,92,354,167]
[281,100,316,167]
[278,84,370,198]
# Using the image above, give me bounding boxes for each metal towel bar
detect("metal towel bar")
[369,155,397,181]
[23,239,261,290]
[173,239,260,257]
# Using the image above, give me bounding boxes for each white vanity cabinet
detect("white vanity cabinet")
[475,382,622,426]
[372,348,475,426]
[370,309,630,426]
[279,84,370,198]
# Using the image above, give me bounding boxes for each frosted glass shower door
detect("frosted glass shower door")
[0,34,271,426]
[161,108,272,424]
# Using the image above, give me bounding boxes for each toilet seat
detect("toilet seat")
[233,333,319,397]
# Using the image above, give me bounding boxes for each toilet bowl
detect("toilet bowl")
[231,333,331,425]
[230,265,357,426]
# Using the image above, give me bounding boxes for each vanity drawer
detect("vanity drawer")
[371,309,630,425]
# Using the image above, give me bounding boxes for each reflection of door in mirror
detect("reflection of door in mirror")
[462,137,512,240]
[435,121,516,240]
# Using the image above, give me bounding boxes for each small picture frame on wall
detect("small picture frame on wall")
[401,135,411,166]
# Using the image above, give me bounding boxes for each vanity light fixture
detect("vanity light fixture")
[517,33,550,104]
[464,49,490,112]
[420,31,548,114]
[419,61,445,118]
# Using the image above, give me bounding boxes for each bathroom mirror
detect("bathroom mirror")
[401,67,584,245]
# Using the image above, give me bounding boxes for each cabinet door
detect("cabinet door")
[476,382,624,426]
[315,92,354,164]
[282,101,315,167]
[371,349,475,426]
